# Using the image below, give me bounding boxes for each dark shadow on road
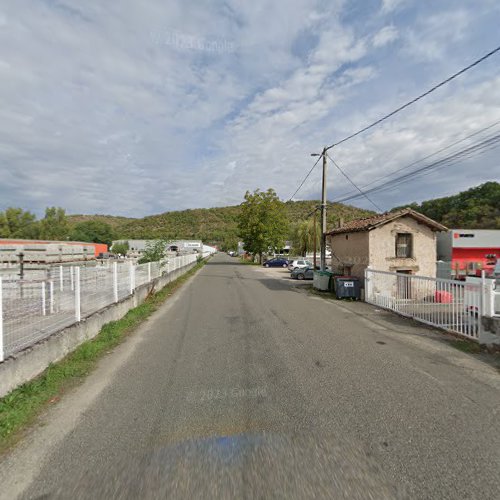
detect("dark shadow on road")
[256,278,307,292]
[205,261,255,266]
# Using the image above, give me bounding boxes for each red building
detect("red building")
[437,230,500,278]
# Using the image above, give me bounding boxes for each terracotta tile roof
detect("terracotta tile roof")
[326,208,448,235]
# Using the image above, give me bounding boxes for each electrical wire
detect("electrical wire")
[325,153,383,212]
[333,132,500,203]
[287,154,322,201]
[325,45,500,151]
[333,119,500,200]
[335,134,500,202]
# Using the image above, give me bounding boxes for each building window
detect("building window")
[396,233,412,258]
[343,265,352,275]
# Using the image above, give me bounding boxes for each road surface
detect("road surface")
[1,253,499,499]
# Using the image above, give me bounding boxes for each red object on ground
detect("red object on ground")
[435,290,453,303]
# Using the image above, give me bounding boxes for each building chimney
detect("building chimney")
[338,217,345,228]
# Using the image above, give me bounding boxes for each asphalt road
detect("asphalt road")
[1,254,499,499]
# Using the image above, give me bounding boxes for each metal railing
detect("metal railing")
[364,268,487,340]
[0,254,201,361]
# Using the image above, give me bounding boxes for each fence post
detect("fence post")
[148,262,151,282]
[129,261,135,294]
[49,280,54,314]
[59,265,64,291]
[0,277,4,362]
[479,271,485,338]
[113,262,118,303]
[42,282,46,316]
[70,266,74,291]
[75,267,81,322]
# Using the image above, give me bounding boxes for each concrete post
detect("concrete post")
[75,267,81,322]
[70,266,74,291]
[364,267,372,302]
[59,265,64,292]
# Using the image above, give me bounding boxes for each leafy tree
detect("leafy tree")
[0,207,39,238]
[111,241,129,256]
[70,220,114,247]
[0,212,10,237]
[39,207,69,240]
[138,240,167,264]
[290,218,320,256]
[238,188,288,263]
[220,234,239,252]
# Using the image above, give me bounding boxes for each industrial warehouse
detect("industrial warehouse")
[0,239,108,264]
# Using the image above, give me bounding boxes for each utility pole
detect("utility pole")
[313,210,317,270]
[310,148,328,271]
[320,148,327,271]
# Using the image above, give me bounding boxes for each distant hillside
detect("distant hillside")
[66,182,500,244]
[68,202,375,244]
[392,182,500,229]
[67,214,136,229]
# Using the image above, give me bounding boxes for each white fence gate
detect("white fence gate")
[364,269,485,340]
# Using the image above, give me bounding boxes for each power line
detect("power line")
[333,132,500,203]
[335,133,500,202]
[325,153,383,212]
[287,154,322,201]
[325,45,500,151]
[333,119,500,201]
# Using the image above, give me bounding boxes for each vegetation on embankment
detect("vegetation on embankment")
[0,259,206,453]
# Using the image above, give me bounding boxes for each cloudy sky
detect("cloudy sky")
[1,0,499,217]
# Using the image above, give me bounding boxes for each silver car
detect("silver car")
[290,266,314,280]
[288,259,312,271]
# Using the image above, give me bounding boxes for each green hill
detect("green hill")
[392,181,500,229]
[66,182,500,245]
[68,201,375,244]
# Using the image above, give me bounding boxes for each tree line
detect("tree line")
[0,207,115,247]
[391,181,500,229]
[236,188,322,261]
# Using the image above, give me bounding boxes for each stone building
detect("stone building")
[326,209,447,281]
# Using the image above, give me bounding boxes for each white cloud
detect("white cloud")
[372,25,399,48]
[380,0,406,14]
[0,0,498,217]
[403,9,471,61]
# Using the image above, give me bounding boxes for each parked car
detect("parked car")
[263,258,289,268]
[291,266,314,280]
[288,259,312,271]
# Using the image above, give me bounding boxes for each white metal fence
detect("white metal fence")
[364,269,490,340]
[0,254,201,361]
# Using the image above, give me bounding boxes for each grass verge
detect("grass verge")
[239,258,260,265]
[0,260,206,453]
[449,339,483,354]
